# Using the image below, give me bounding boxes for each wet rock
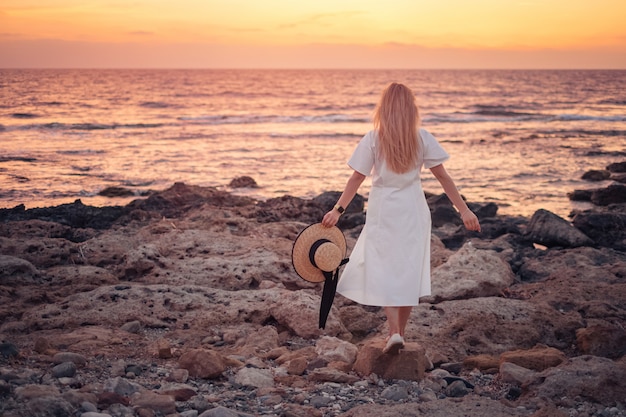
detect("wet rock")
[582,169,611,181]
[572,210,626,251]
[590,184,626,205]
[0,199,126,230]
[526,209,593,248]
[568,189,593,201]
[229,176,258,188]
[98,186,135,197]
[607,161,626,173]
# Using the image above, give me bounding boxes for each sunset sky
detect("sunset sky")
[1,0,625,68]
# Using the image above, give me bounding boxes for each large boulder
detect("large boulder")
[526,209,593,248]
[590,183,626,205]
[572,210,626,251]
[427,242,515,302]
[523,356,626,406]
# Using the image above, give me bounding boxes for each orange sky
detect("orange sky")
[1,0,625,68]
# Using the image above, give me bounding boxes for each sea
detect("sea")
[1,69,625,218]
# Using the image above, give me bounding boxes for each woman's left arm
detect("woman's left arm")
[430,164,481,232]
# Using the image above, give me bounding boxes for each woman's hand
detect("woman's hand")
[461,210,481,232]
[322,209,341,228]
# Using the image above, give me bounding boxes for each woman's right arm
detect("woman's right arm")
[321,170,366,227]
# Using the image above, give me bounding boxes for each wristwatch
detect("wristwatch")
[333,204,345,214]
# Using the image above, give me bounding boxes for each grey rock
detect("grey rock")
[381,386,409,401]
[526,209,593,248]
[52,362,77,378]
[445,380,469,397]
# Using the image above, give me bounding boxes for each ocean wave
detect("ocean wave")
[597,99,626,105]
[8,122,165,131]
[555,114,626,122]
[0,156,37,163]
[139,101,175,109]
[11,113,40,119]
[178,114,368,125]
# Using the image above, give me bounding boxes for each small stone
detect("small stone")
[52,361,77,378]
[81,401,98,412]
[52,352,87,366]
[445,380,469,397]
[156,338,172,359]
[381,386,409,401]
[0,342,19,358]
[120,320,142,333]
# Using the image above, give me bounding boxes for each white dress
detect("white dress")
[336,128,449,307]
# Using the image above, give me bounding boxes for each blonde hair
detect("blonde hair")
[373,82,420,174]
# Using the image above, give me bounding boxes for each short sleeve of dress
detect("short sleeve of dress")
[348,131,376,176]
[421,128,450,169]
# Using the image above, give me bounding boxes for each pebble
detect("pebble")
[2,359,625,417]
[52,361,77,378]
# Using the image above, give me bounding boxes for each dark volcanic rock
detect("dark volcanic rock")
[581,169,611,181]
[129,182,255,218]
[256,195,325,224]
[526,209,593,248]
[567,189,592,202]
[98,186,135,197]
[229,176,258,188]
[0,200,126,230]
[607,161,626,173]
[572,210,626,251]
[590,183,626,206]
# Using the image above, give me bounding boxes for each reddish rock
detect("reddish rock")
[130,391,176,415]
[499,345,567,371]
[352,339,426,381]
[98,391,130,407]
[178,349,225,379]
[463,354,500,371]
[156,338,172,359]
[576,324,626,359]
[287,358,308,376]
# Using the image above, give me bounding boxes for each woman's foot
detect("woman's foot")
[383,333,404,355]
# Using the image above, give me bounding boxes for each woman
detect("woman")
[321,82,481,354]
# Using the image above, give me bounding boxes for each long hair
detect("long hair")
[373,82,420,174]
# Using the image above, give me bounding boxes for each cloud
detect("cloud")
[278,11,365,30]
[1,38,625,69]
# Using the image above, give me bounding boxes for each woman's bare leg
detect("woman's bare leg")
[398,306,413,337]
[384,306,413,337]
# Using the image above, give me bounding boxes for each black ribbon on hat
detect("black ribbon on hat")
[309,239,349,329]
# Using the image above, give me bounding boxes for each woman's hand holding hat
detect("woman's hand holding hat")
[322,209,341,228]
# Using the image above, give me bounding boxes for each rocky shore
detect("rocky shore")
[1,173,625,417]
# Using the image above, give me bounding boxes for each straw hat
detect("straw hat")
[292,223,347,283]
